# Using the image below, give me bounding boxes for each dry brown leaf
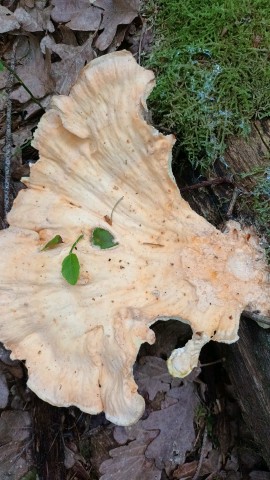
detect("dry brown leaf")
[57,25,78,45]
[66,5,102,31]
[0,70,9,90]
[134,356,182,401]
[14,5,54,33]
[94,0,140,51]
[172,460,198,479]
[40,34,56,54]
[111,377,199,476]
[51,0,90,23]
[249,472,270,480]
[49,37,95,94]
[142,384,198,473]
[10,36,53,103]
[100,431,161,480]
[0,411,33,480]
[0,6,20,33]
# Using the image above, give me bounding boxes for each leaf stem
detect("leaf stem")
[69,234,84,254]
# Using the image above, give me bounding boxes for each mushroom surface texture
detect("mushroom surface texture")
[0,51,269,426]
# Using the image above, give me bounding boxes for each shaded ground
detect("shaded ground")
[0,1,270,479]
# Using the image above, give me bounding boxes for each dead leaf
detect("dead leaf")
[100,431,161,480]
[0,410,33,480]
[49,37,95,94]
[172,460,198,479]
[94,0,140,51]
[107,25,128,52]
[111,376,199,477]
[0,373,9,409]
[0,69,9,90]
[0,6,20,33]
[113,420,146,445]
[249,473,270,480]
[57,25,78,45]
[142,384,199,473]
[134,356,182,401]
[51,0,90,23]
[66,5,102,31]
[14,5,54,33]
[40,34,56,54]
[10,36,53,103]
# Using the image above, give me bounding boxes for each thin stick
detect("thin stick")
[3,42,17,220]
[138,19,147,65]
[226,187,242,217]
[180,176,234,193]
[192,427,208,480]
[200,357,226,367]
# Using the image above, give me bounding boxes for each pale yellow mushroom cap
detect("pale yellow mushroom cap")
[0,51,269,425]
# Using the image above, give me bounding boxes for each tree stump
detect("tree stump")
[176,119,270,466]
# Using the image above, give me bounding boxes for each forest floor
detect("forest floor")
[0,1,270,479]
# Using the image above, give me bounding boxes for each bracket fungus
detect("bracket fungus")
[0,51,269,426]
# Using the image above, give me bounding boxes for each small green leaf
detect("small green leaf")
[41,235,63,251]
[61,253,80,285]
[0,61,5,72]
[91,228,119,249]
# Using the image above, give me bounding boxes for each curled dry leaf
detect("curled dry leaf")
[0,52,269,427]
[0,6,20,33]
[94,0,140,51]
[49,37,95,94]
[10,36,53,103]
[14,5,54,33]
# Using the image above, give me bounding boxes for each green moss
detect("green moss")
[144,0,270,170]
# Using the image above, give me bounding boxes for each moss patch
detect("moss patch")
[145,0,270,170]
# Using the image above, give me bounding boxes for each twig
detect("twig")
[192,427,208,480]
[226,187,242,217]
[242,310,270,327]
[138,19,147,65]
[200,357,226,368]
[180,176,234,193]
[1,58,45,110]
[3,42,17,220]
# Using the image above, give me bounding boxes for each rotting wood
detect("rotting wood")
[219,321,270,468]
[33,395,66,480]
[176,119,270,466]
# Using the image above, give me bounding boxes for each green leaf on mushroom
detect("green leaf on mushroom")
[41,234,63,251]
[61,234,83,285]
[91,228,118,249]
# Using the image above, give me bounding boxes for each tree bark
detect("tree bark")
[175,119,270,466]
[33,395,66,480]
